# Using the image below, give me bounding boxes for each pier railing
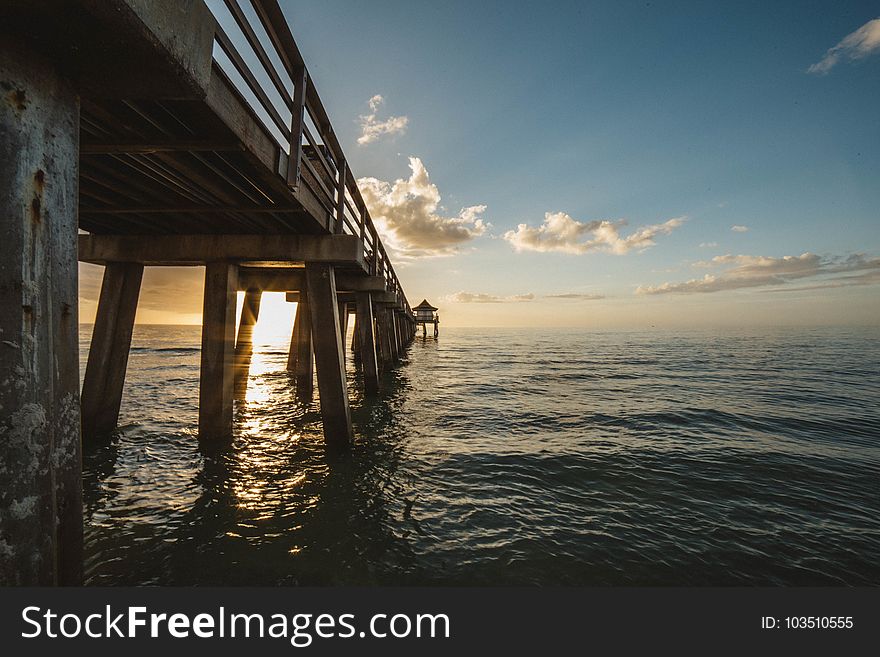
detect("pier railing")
[208,0,410,316]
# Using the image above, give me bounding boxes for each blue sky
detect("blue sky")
[275,0,879,326]
[81,1,879,328]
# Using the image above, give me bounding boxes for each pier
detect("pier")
[1,0,415,584]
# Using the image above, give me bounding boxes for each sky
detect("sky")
[79,1,880,328]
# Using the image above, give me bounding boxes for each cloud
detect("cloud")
[808,18,880,74]
[544,293,605,300]
[730,225,749,233]
[442,291,534,303]
[637,253,880,295]
[358,157,488,257]
[357,95,409,145]
[504,212,685,255]
[699,242,719,248]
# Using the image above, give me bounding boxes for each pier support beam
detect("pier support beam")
[0,39,82,585]
[350,312,360,358]
[375,307,390,370]
[305,264,352,446]
[389,311,400,362]
[355,293,379,395]
[199,262,238,441]
[234,288,262,396]
[81,262,144,438]
[337,301,349,360]
[287,289,314,394]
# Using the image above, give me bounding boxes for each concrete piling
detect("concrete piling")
[234,288,262,396]
[0,38,83,585]
[305,264,352,446]
[81,262,144,438]
[355,292,379,394]
[199,262,238,440]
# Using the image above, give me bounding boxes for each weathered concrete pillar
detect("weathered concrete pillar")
[233,288,262,396]
[199,262,238,440]
[81,262,144,438]
[378,307,395,369]
[395,311,404,351]
[389,310,400,362]
[355,292,379,395]
[337,300,349,361]
[350,312,360,356]
[287,289,314,395]
[0,38,82,585]
[305,264,352,446]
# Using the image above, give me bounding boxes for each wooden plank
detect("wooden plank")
[234,289,262,396]
[81,205,301,214]
[81,262,144,438]
[356,292,379,394]
[205,63,285,177]
[214,22,288,138]
[240,267,388,292]
[305,263,352,446]
[199,262,239,440]
[79,233,367,269]
[80,141,245,154]
[222,0,292,110]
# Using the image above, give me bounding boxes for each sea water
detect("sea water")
[81,325,880,585]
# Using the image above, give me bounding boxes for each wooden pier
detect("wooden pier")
[0,0,416,585]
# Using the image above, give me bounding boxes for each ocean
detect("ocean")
[80,324,880,585]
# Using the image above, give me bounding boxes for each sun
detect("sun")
[236,291,298,347]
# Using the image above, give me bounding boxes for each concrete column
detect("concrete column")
[287,289,314,395]
[355,292,379,395]
[389,310,400,362]
[0,38,82,585]
[233,288,262,396]
[199,262,238,441]
[305,264,352,446]
[337,300,349,361]
[81,262,144,438]
[350,312,360,356]
[380,307,398,366]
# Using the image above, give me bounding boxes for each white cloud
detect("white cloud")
[358,157,487,257]
[544,293,605,300]
[637,253,880,295]
[808,18,880,74]
[503,212,685,255]
[357,95,409,145]
[730,225,749,233]
[699,242,719,248]
[443,291,534,304]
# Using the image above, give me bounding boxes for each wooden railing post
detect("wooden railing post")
[288,66,307,189]
[335,159,347,234]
